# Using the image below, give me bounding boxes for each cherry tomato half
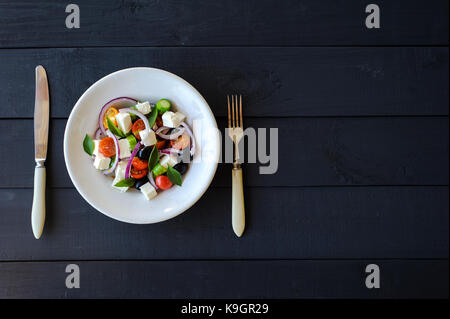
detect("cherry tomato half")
[130,167,148,179]
[98,137,116,157]
[155,115,163,128]
[132,119,146,140]
[102,106,119,129]
[155,175,173,190]
[155,139,167,150]
[132,157,148,170]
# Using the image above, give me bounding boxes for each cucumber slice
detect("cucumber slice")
[126,135,137,151]
[156,99,171,114]
[152,163,167,176]
[129,112,138,121]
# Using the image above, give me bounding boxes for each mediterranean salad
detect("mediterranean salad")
[82,97,195,200]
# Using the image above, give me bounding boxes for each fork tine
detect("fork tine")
[227,95,231,129]
[231,94,235,128]
[239,95,243,128]
[235,95,239,129]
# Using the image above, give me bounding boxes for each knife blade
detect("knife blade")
[32,65,49,239]
[34,65,49,162]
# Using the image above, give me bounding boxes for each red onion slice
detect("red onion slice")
[119,108,150,132]
[148,172,158,190]
[155,126,170,134]
[180,122,196,156]
[95,127,104,140]
[160,148,182,155]
[156,126,185,140]
[103,131,120,175]
[98,97,137,136]
[124,141,141,179]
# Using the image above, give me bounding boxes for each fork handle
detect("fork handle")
[232,167,245,237]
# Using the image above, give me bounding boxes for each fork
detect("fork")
[227,95,245,237]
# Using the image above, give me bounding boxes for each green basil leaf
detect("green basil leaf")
[167,165,182,186]
[83,134,94,156]
[109,155,116,168]
[148,146,159,171]
[107,116,125,138]
[147,106,158,128]
[113,178,135,187]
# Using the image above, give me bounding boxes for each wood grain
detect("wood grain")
[0,117,447,188]
[0,47,448,118]
[0,260,447,298]
[0,0,448,48]
[0,187,447,260]
[0,0,448,299]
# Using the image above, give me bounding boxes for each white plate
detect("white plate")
[64,67,220,224]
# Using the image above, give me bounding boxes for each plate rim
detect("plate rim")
[63,67,220,224]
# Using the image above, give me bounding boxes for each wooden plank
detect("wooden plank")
[0,0,448,47]
[0,260,447,298]
[0,187,447,260]
[0,47,448,118]
[0,117,447,188]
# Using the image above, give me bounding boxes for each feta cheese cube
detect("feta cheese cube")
[93,153,111,170]
[112,161,129,192]
[140,182,157,200]
[118,138,131,159]
[135,101,152,115]
[162,111,186,128]
[115,112,132,134]
[175,112,186,123]
[160,154,180,168]
[93,139,101,157]
[139,129,157,146]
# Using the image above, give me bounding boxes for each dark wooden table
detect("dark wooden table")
[0,0,448,298]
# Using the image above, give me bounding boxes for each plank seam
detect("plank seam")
[0,45,448,50]
[0,115,449,120]
[0,258,448,263]
[1,185,448,190]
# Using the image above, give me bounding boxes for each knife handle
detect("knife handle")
[232,167,245,237]
[31,165,46,239]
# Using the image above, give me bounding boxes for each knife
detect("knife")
[31,65,49,239]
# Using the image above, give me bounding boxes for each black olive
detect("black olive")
[137,146,152,160]
[134,176,149,190]
[173,163,188,175]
